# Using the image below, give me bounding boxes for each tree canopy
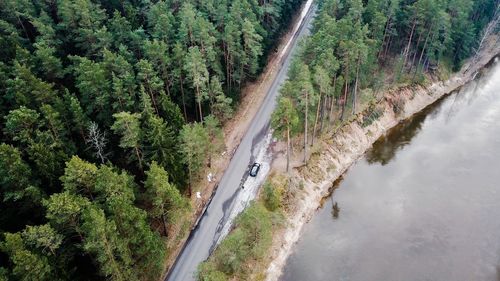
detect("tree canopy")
[0,0,306,280]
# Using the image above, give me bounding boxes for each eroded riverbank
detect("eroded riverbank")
[265,36,500,281]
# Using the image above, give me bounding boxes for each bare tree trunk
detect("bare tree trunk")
[466,6,500,73]
[402,19,417,70]
[384,34,393,58]
[417,27,432,70]
[286,126,291,174]
[320,94,326,133]
[352,57,360,115]
[162,214,168,236]
[180,75,188,121]
[329,76,337,122]
[340,60,349,121]
[196,84,203,122]
[312,92,322,146]
[410,30,423,71]
[378,16,392,60]
[135,146,143,172]
[304,90,309,164]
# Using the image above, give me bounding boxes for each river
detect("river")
[281,59,500,281]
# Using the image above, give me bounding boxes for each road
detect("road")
[165,3,316,281]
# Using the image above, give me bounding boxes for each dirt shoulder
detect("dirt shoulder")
[264,35,500,281]
[161,1,314,277]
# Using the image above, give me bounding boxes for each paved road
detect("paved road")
[166,3,316,281]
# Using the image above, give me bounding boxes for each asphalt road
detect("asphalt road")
[166,3,316,281]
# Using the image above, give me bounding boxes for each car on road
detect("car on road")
[249,163,261,177]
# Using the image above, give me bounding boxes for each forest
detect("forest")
[0,0,305,280]
[271,0,498,172]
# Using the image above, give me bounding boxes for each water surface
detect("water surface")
[282,60,500,281]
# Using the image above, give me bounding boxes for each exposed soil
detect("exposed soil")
[264,35,500,281]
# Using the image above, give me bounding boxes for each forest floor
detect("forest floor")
[162,1,313,276]
[265,35,500,281]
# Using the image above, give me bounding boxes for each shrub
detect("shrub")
[262,181,282,212]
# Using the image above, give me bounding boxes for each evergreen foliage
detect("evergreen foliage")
[0,0,305,279]
[273,0,497,167]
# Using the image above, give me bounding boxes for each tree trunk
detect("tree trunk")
[286,125,291,174]
[303,90,308,164]
[135,146,143,172]
[415,27,433,80]
[196,84,203,122]
[320,93,326,134]
[384,34,393,58]
[148,88,160,115]
[402,19,417,70]
[352,57,361,115]
[312,92,322,146]
[466,8,499,73]
[340,59,349,121]
[162,213,168,236]
[410,30,423,72]
[180,75,188,121]
[329,76,337,122]
[378,16,392,60]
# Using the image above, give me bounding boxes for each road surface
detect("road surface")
[166,3,316,281]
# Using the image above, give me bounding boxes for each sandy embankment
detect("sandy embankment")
[265,36,500,281]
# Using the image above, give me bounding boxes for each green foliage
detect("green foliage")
[60,156,98,195]
[0,143,37,202]
[180,122,209,186]
[45,158,167,280]
[44,192,90,228]
[4,106,40,144]
[198,202,277,280]
[111,111,144,170]
[204,115,225,166]
[80,206,136,281]
[145,162,190,228]
[0,232,56,281]
[21,224,63,256]
[271,95,300,139]
[262,181,284,212]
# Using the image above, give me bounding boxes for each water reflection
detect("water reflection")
[331,201,340,219]
[282,60,500,281]
[366,109,428,165]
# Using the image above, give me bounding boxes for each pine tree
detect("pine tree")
[0,233,56,281]
[184,46,209,121]
[145,162,190,234]
[204,115,225,168]
[312,65,331,144]
[271,95,299,174]
[144,113,186,187]
[80,206,136,281]
[111,112,144,171]
[180,122,209,189]
[0,143,37,202]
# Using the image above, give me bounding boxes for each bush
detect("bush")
[197,262,228,281]
[262,181,282,211]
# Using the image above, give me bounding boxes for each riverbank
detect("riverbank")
[265,35,500,281]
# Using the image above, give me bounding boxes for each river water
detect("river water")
[281,59,500,281]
